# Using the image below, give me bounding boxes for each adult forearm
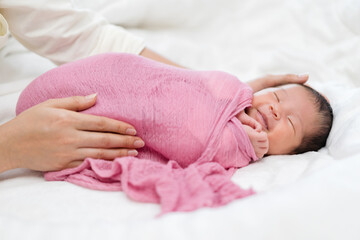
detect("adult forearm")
[140,48,184,68]
[246,78,265,93]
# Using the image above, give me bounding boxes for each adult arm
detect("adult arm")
[0,94,145,174]
[247,74,309,93]
[140,48,184,68]
[0,0,179,67]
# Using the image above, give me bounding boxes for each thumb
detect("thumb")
[45,93,97,111]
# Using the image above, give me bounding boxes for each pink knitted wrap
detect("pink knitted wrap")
[16,53,258,214]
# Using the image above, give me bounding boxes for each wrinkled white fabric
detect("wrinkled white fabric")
[1,0,360,239]
[0,0,145,65]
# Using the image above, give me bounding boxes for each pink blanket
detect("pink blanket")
[16,53,258,214]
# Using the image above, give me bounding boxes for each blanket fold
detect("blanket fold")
[16,53,257,214]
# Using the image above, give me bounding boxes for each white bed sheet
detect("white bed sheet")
[1,0,360,239]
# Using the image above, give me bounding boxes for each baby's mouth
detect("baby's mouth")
[256,109,268,130]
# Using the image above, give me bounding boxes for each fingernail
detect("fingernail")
[298,73,309,78]
[85,93,97,99]
[134,140,145,148]
[128,150,138,156]
[126,128,137,135]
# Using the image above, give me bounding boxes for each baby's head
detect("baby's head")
[246,84,333,155]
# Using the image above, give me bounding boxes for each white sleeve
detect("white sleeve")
[0,14,9,49]
[0,0,145,65]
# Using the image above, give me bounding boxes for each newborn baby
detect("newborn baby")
[16,53,333,162]
[15,53,333,213]
[238,83,333,158]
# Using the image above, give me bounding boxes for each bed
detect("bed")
[1,0,360,239]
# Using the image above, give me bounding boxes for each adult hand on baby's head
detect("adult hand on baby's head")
[248,73,309,93]
[237,111,269,159]
[0,94,145,173]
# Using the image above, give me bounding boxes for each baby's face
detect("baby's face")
[246,84,318,155]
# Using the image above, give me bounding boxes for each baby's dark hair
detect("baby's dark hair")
[292,84,333,154]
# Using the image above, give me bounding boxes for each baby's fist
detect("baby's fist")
[243,125,269,159]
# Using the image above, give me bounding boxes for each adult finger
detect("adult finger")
[78,148,139,160]
[43,94,97,112]
[267,74,309,87]
[76,131,145,149]
[64,160,83,169]
[74,113,138,135]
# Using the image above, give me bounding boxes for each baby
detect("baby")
[16,53,333,164]
[238,83,333,158]
[15,53,334,213]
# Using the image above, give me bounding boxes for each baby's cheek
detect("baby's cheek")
[265,133,276,155]
[265,132,294,155]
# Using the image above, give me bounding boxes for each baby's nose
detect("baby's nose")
[270,104,280,120]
